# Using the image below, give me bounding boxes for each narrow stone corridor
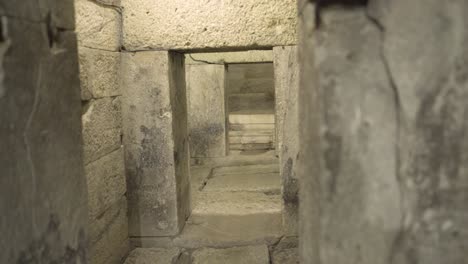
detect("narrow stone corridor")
[125,151,298,263]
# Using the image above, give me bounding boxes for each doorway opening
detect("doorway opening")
[182,51,282,248]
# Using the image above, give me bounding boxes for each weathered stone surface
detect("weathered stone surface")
[0,13,87,264]
[124,248,190,264]
[122,0,297,50]
[227,63,275,97]
[271,237,299,264]
[90,198,129,264]
[314,7,401,264]
[75,0,121,51]
[369,1,468,263]
[122,51,190,237]
[192,245,270,264]
[85,148,126,219]
[186,64,227,158]
[186,50,273,65]
[0,0,75,29]
[273,45,300,235]
[95,0,121,7]
[79,47,121,100]
[82,97,122,164]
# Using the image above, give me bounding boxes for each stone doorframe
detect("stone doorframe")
[121,47,299,241]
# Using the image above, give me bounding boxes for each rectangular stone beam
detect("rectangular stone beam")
[186,64,227,158]
[122,51,190,237]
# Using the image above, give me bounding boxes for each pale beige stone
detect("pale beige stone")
[124,248,189,264]
[192,245,270,264]
[186,50,273,65]
[122,0,297,50]
[85,148,126,219]
[75,0,121,51]
[82,97,122,164]
[78,47,121,100]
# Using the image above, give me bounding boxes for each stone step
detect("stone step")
[212,164,279,176]
[229,114,275,124]
[124,248,190,264]
[173,192,282,248]
[228,130,275,136]
[192,245,270,264]
[229,135,274,144]
[203,172,281,194]
[229,123,275,131]
[230,143,274,150]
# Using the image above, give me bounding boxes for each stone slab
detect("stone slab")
[229,114,275,124]
[192,245,270,264]
[122,0,297,50]
[81,97,122,164]
[204,173,281,194]
[78,47,121,100]
[124,248,190,264]
[213,164,279,176]
[186,64,227,158]
[229,135,274,144]
[186,50,273,65]
[75,0,121,51]
[122,51,190,237]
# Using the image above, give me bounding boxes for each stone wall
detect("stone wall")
[75,0,129,263]
[298,0,468,263]
[273,46,299,236]
[0,1,88,263]
[122,51,190,238]
[186,64,227,158]
[122,0,297,51]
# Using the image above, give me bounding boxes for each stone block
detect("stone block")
[124,248,190,264]
[82,97,122,164]
[90,198,129,264]
[75,0,121,51]
[122,0,297,50]
[186,64,227,158]
[0,17,87,263]
[271,237,299,264]
[122,51,190,237]
[186,50,273,65]
[85,148,126,219]
[192,245,270,264]
[78,47,121,100]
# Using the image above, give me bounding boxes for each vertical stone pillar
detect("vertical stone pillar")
[0,3,88,263]
[186,64,227,158]
[273,46,300,236]
[122,51,190,237]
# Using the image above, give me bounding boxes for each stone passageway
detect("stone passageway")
[125,151,298,263]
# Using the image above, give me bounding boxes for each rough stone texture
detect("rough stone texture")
[273,46,300,235]
[90,198,129,264]
[75,0,121,51]
[370,0,468,263]
[186,50,273,65]
[85,148,126,219]
[79,47,121,100]
[186,64,227,158]
[124,248,190,264]
[122,0,297,50]
[270,237,299,264]
[192,245,270,264]
[0,6,88,263]
[122,51,190,237]
[227,63,275,97]
[0,0,76,29]
[82,97,122,165]
[299,0,468,263]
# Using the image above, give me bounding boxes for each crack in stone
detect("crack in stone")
[365,6,407,263]
[23,65,43,234]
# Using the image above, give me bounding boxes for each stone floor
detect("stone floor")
[125,151,299,263]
